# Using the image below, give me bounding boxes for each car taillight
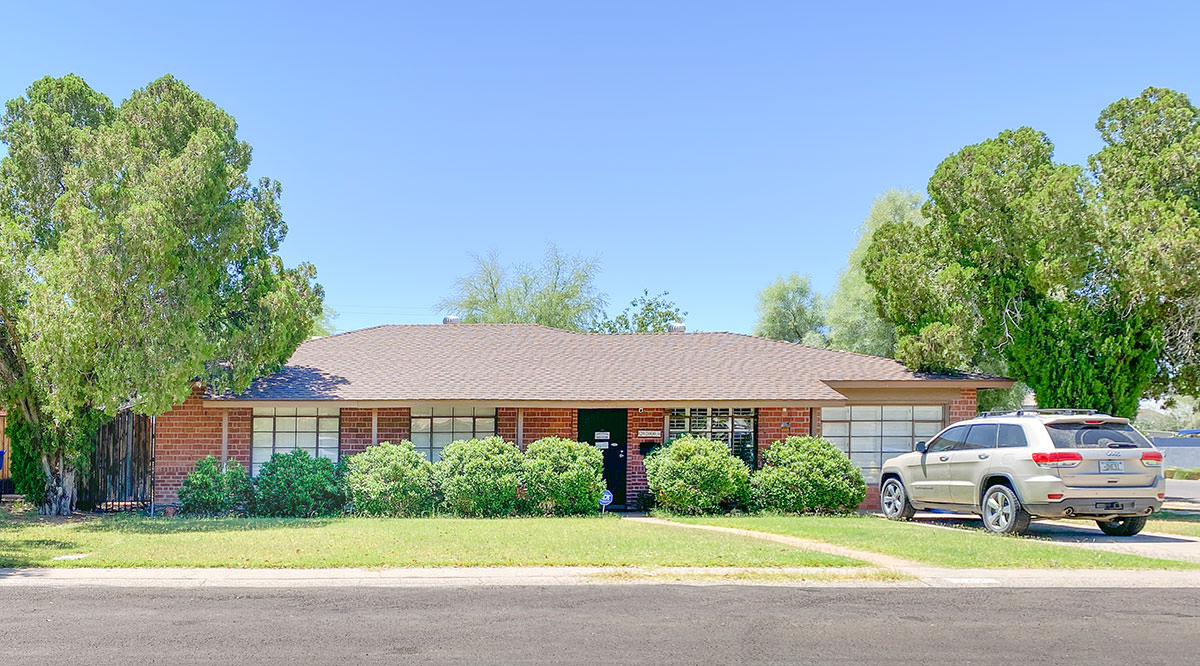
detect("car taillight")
[1032,451,1083,468]
[1047,493,1064,500]
[1141,451,1163,467]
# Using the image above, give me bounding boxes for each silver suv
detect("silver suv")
[879,409,1165,536]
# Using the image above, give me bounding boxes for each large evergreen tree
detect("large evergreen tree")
[0,75,324,514]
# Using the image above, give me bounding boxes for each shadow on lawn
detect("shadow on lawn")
[0,537,86,570]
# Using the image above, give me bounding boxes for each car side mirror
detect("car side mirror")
[915,441,927,453]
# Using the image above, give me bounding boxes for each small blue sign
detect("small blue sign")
[599,490,614,507]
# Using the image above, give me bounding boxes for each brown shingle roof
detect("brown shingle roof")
[211,324,1009,403]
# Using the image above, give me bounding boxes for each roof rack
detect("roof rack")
[978,408,1100,418]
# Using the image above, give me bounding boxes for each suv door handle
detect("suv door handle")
[978,453,990,460]
[938,455,950,462]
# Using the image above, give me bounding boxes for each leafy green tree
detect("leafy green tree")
[753,274,827,346]
[439,245,606,331]
[593,290,686,333]
[0,75,323,514]
[826,190,924,357]
[864,88,1200,418]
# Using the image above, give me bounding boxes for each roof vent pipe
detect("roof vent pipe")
[667,322,686,333]
[442,316,461,325]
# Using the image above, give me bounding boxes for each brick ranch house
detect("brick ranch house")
[155,323,1012,509]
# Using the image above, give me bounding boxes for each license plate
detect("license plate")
[1096,501,1125,511]
[1099,460,1124,473]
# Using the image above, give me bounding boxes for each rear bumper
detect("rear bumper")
[1023,497,1162,519]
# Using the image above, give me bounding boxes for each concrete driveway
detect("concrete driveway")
[919,513,1200,564]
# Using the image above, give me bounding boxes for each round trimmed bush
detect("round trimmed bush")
[252,450,345,517]
[178,455,254,515]
[523,437,605,516]
[751,436,866,514]
[434,436,525,517]
[643,435,750,514]
[342,441,436,517]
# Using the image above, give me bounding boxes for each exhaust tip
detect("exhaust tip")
[1063,507,1075,517]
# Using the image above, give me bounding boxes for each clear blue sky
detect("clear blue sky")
[5,2,1200,334]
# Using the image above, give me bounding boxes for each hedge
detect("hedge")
[643,435,750,514]
[342,441,436,516]
[522,437,605,515]
[751,436,866,513]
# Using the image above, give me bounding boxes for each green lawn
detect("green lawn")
[667,514,1200,570]
[1147,512,1200,538]
[0,511,862,569]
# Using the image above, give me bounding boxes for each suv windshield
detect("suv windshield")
[1046,422,1152,449]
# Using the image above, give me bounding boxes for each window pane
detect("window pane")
[475,418,496,435]
[821,406,849,421]
[689,410,708,431]
[914,422,942,437]
[851,452,880,468]
[452,417,473,433]
[252,447,272,465]
[432,417,452,432]
[411,418,430,433]
[274,432,296,448]
[962,424,998,449]
[882,437,913,452]
[850,437,881,452]
[411,432,431,447]
[430,448,443,463]
[410,407,432,417]
[733,417,753,432]
[882,421,912,436]
[710,415,729,431]
[296,417,317,432]
[432,432,454,446]
[253,407,274,416]
[822,421,849,437]
[997,424,1029,448]
[860,468,882,485]
[317,448,338,462]
[851,421,881,437]
[319,417,339,433]
[914,406,943,421]
[851,405,882,420]
[275,417,296,432]
[318,433,338,448]
[253,417,273,432]
[882,405,913,420]
[296,432,317,448]
[296,407,318,416]
[318,407,339,416]
[432,406,453,417]
[475,407,496,417]
[825,436,850,453]
[252,432,274,448]
[274,407,296,417]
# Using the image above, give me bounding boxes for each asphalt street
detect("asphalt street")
[4,585,1195,665]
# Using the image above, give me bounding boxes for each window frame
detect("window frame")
[409,406,498,462]
[667,407,758,468]
[251,406,340,476]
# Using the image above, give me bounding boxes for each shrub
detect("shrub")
[4,416,45,505]
[435,436,525,517]
[1165,467,1178,479]
[751,436,866,513]
[523,437,605,516]
[178,455,254,515]
[342,441,436,516]
[643,435,750,514]
[251,450,344,517]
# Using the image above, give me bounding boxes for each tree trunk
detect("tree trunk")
[40,451,76,516]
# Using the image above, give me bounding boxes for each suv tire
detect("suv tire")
[880,477,916,521]
[1096,516,1148,537]
[980,484,1031,535]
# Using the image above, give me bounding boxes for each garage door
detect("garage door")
[820,405,945,484]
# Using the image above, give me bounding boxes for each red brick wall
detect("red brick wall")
[757,407,813,468]
[497,408,518,443]
[520,408,577,442]
[154,385,250,504]
[339,407,412,457]
[949,388,978,423]
[626,408,665,498]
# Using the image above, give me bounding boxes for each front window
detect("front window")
[668,407,757,467]
[821,405,945,483]
[410,406,497,461]
[251,407,340,476]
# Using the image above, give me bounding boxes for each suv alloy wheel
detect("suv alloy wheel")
[980,484,1031,535]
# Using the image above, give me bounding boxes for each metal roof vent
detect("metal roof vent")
[667,322,686,333]
[442,315,461,325]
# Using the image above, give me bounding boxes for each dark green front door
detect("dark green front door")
[578,409,628,508]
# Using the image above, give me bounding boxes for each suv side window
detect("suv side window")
[960,424,998,449]
[926,425,968,453]
[997,424,1029,448]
